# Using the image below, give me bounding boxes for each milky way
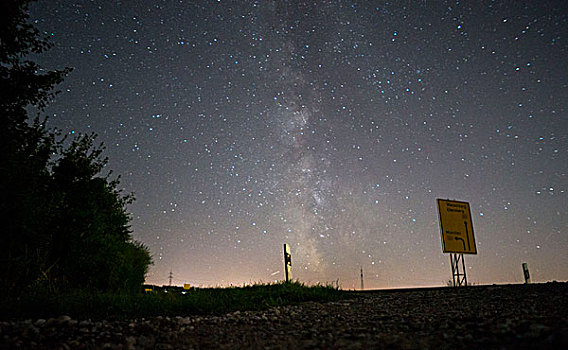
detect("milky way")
[30,1,567,288]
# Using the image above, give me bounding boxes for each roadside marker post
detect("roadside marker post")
[437,199,478,287]
[522,263,531,284]
[283,244,292,283]
[360,266,364,291]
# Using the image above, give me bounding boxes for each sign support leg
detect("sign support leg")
[450,253,468,287]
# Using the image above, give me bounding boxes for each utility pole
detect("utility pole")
[360,266,364,291]
[169,270,173,286]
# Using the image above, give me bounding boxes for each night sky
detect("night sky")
[29,1,567,289]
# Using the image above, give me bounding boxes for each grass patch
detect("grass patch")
[1,282,348,320]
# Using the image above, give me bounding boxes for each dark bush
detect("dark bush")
[0,0,151,295]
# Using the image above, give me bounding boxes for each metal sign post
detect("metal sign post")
[437,199,477,287]
[450,253,467,287]
[283,244,292,283]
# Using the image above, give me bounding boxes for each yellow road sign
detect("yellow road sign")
[437,199,477,254]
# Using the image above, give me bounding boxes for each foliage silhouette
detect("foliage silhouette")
[1,0,151,295]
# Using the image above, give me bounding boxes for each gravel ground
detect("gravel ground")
[1,282,567,349]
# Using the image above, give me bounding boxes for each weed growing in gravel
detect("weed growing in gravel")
[1,281,347,320]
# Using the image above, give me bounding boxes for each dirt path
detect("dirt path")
[2,283,567,349]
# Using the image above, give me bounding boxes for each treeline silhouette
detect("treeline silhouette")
[1,0,151,296]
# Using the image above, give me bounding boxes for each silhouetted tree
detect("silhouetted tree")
[1,0,151,295]
[0,0,69,293]
[48,134,150,292]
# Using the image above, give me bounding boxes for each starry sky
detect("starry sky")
[29,1,567,289]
